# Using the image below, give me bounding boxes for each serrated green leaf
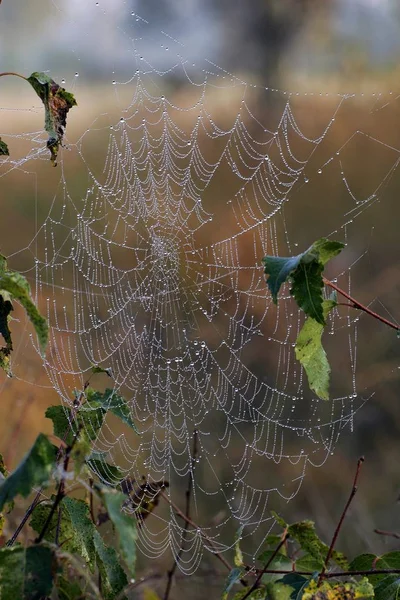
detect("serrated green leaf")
[93,530,128,599]
[222,567,245,600]
[348,553,376,573]
[0,270,48,354]
[46,402,105,446]
[63,497,96,570]
[0,545,55,600]
[271,511,288,530]
[374,575,400,600]
[27,72,77,166]
[262,238,344,324]
[294,553,324,573]
[86,388,139,434]
[87,456,124,486]
[0,434,55,511]
[362,552,400,586]
[287,520,348,570]
[294,299,336,400]
[31,499,93,565]
[98,487,137,576]
[290,260,325,324]
[0,139,9,156]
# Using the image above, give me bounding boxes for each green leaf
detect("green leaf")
[63,497,96,570]
[287,520,348,570]
[0,270,48,354]
[222,568,244,600]
[86,388,140,434]
[27,72,77,166]
[265,581,294,600]
[87,455,124,486]
[0,139,9,156]
[360,552,400,586]
[280,573,310,599]
[55,576,83,600]
[294,299,336,400]
[93,530,128,600]
[234,525,244,567]
[374,575,400,600]
[348,553,376,573]
[46,402,105,446]
[0,434,55,511]
[294,553,324,573]
[262,238,344,324]
[0,294,13,375]
[271,511,288,530]
[257,550,292,585]
[0,545,55,599]
[71,431,91,475]
[98,487,137,576]
[31,499,94,566]
[91,364,113,377]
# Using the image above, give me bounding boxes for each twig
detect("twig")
[163,429,198,600]
[35,447,71,544]
[241,567,400,578]
[374,528,400,540]
[318,456,364,585]
[241,534,289,600]
[0,72,27,81]
[7,379,91,546]
[324,278,400,332]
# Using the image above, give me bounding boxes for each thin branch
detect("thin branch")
[374,528,400,540]
[0,71,27,81]
[241,534,289,600]
[241,567,400,578]
[318,456,364,585]
[163,429,198,600]
[324,278,400,332]
[35,447,71,544]
[7,379,91,546]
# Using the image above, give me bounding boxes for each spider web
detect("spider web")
[1,2,399,573]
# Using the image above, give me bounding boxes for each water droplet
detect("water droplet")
[317,169,322,174]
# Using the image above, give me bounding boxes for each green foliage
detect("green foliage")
[294,300,336,400]
[0,545,56,599]
[262,238,344,324]
[27,71,77,165]
[0,138,9,155]
[86,387,140,434]
[0,433,56,511]
[262,238,344,399]
[0,255,48,374]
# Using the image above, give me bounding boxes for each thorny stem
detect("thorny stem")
[324,277,400,332]
[318,456,364,586]
[163,430,198,600]
[7,378,92,546]
[241,534,289,600]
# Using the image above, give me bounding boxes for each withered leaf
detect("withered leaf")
[27,72,77,166]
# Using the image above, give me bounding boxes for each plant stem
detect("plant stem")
[374,528,400,540]
[35,448,71,544]
[318,456,364,585]
[0,72,27,81]
[324,278,400,332]
[241,533,289,600]
[163,430,198,600]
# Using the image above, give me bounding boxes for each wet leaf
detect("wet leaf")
[295,300,336,400]
[262,238,344,324]
[234,525,244,567]
[27,72,77,166]
[87,454,124,486]
[0,268,48,355]
[98,487,137,575]
[93,530,128,599]
[0,434,56,511]
[0,545,55,599]
[0,139,9,156]
[91,364,113,377]
[86,388,140,434]
[46,402,105,446]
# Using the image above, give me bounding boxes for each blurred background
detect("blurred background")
[0,1,400,598]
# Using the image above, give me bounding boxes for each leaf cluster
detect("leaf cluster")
[262,238,344,399]
[223,514,400,600]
